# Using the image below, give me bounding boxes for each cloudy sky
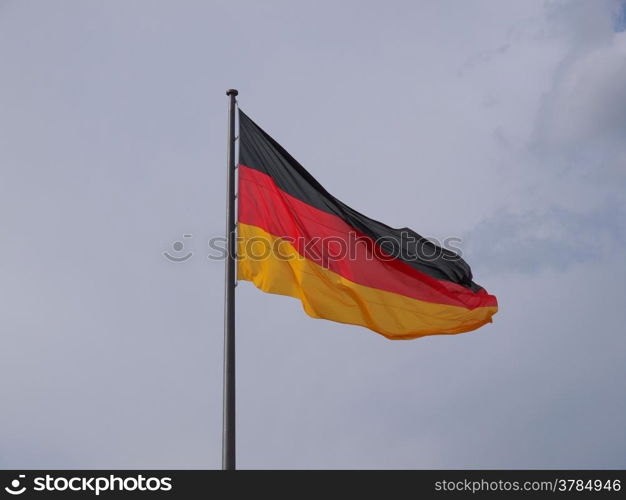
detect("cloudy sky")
[1,0,625,469]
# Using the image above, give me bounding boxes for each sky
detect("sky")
[1,0,625,469]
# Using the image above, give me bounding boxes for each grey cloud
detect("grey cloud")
[459,0,626,277]
[464,203,626,274]
[534,32,626,148]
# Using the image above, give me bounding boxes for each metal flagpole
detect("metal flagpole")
[222,88,238,470]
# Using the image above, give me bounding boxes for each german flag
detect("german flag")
[237,110,497,340]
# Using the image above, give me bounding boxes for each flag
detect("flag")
[236,110,497,339]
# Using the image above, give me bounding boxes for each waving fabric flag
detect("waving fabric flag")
[236,110,497,339]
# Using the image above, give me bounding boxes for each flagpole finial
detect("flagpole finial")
[226,89,239,96]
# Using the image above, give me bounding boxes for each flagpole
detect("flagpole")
[222,88,238,470]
